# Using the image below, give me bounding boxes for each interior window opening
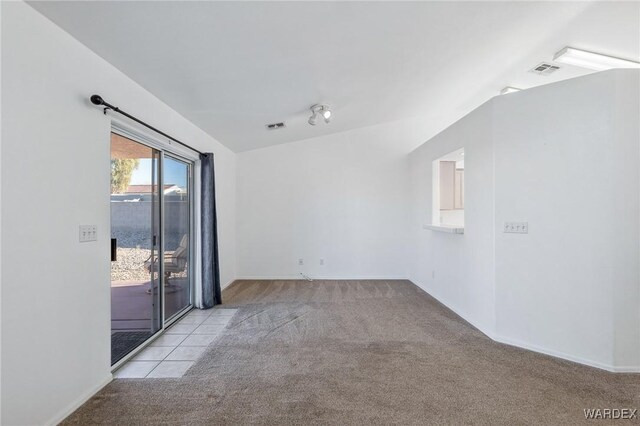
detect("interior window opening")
[433,148,464,228]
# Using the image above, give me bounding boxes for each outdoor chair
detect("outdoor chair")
[144,234,188,290]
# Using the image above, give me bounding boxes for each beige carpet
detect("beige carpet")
[63,280,639,425]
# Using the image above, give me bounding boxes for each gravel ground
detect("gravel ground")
[111,230,188,282]
[111,247,152,281]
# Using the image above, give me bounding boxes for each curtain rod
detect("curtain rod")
[90,94,204,156]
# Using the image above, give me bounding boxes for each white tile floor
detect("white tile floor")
[114,308,237,379]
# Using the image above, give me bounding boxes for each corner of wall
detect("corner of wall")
[408,278,498,341]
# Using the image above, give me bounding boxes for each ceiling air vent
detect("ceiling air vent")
[265,122,286,130]
[530,63,561,76]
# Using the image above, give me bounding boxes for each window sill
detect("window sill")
[423,224,464,234]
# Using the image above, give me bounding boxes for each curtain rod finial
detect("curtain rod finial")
[90,94,104,105]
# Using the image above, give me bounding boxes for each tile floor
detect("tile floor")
[113,307,237,379]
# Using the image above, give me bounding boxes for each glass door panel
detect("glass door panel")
[163,156,192,321]
[110,133,161,365]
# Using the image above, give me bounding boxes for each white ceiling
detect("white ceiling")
[29,1,640,152]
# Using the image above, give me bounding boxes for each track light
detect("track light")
[308,104,331,126]
[553,47,640,71]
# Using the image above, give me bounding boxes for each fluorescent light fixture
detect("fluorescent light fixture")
[500,86,521,95]
[553,47,640,71]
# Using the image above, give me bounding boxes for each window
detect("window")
[433,148,464,228]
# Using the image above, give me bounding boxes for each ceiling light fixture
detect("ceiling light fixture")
[500,86,521,95]
[308,104,332,126]
[553,47,640,71]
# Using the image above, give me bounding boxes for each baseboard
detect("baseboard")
[608,366,640,373]
[491,334,640,373]
[47,374,113,426]
[221,278,237,290]
[407,278,639,374]
[235,276,410,281]
[234,276,300,280]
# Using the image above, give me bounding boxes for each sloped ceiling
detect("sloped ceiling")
[29,1,640,152]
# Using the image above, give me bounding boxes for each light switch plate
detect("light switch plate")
[504,222,528,234]
[79,225,97,242]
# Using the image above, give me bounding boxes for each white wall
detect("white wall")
[236,118,430,279]
[409,69,640,371]
[1,3,236,425]
[493,70,623,369]
[0,2,3,420]
[409,103,496,333]
[611,71,640,368]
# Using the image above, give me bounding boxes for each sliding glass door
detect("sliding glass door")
[110,133,162,365]
[110,132,194,366]
[163,156,192,321]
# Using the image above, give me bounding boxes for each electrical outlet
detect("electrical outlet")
[79,225,97,242]
[503,222,528,234]
[320,259,325,266]
[298,258,304,266]
[432,270,435,279]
